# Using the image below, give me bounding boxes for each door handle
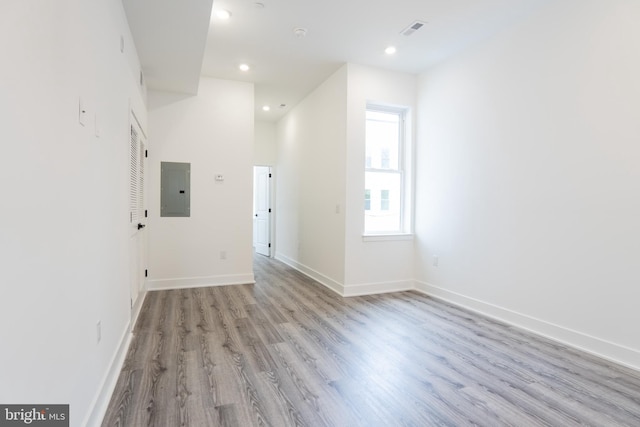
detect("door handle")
[137,223,146,230]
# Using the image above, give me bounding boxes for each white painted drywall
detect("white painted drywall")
[275,66,348,289]
[147,78,255,289]
[343,64,417,294]
[415,0,640,368]
[253,121,277,257]
[254,120,277,166]
[275,64,418,295]
[0,0,147,425]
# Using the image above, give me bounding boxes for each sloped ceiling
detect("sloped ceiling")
[122,0,213,95]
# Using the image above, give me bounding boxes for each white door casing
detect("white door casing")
[253,166,271,257]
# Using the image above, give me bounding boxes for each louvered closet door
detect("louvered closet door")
[129,116,147,319]
[129,125,145,225]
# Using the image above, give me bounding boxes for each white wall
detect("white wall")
[275,64,418,296]
[415,0,640,369]
[147,78,255,289]
[344,64,417,295]
[253,121,277,257]
[0,1,147,425]
[254,120,277,166]
[275,66,347,290]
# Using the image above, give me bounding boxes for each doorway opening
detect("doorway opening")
[253,166,272,257]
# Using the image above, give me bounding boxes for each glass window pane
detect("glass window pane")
[381,148,390,169]
[365,110,399,170]
[380,189,390,211]
[365,171,401,232]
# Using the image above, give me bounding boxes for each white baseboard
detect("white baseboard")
[131,291,146,329]
[147,273,255,291]
[274,254,413,298]
[275,253,345,296]
[414,280,640,372]
[343,280,414,297]
[82,320,133,427]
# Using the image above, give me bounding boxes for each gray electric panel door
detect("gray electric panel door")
[161,162,191,217]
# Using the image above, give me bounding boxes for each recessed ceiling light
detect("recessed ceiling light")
[385,46,397,55]
[262,105,271,111]
[215,9,232,20]
[239,64,250,72]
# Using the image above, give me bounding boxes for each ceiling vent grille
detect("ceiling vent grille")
[400,20,427,37]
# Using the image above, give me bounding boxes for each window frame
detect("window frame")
[363,103,411,237]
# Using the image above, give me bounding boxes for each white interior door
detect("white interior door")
[129,113,147,320]
[253,166,271,256]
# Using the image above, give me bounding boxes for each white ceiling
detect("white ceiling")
[123,0,550,121]
[122,0,213,94]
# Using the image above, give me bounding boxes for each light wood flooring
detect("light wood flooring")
[102,254,640,426]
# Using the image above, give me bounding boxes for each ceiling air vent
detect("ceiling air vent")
[400,20,427,37]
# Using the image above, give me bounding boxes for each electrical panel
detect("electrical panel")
[161,162,191,217]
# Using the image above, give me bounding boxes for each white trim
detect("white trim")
[130,109,147,140]
[343,280,414,297]
[131,289,146,331]
[362,233,413,242]
[253,165,273,258]
[275,253,414,298]
[414,280,640,372]
[364,103,412,236]
[275,253,344,296]
[147,273,255,291]
[82,321,133,427]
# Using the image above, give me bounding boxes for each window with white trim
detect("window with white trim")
[364,106,410,234]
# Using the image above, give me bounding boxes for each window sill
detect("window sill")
[362,233,414,242]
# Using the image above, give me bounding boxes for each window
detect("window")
[380,189,390,211]
[381,148,390,169]
[364,106,410,234]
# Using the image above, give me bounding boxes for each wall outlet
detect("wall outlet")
[433,255,439,267]
[96,321,102,343]
[220,251,227,260]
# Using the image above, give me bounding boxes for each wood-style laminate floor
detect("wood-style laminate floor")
[102,255,640,426]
